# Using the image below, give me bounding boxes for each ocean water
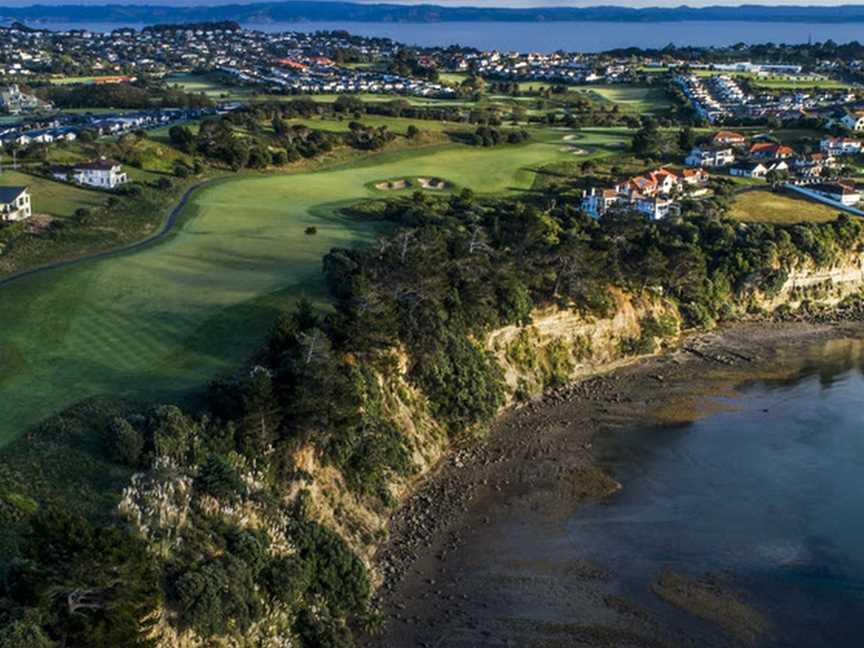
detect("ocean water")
[20,20,864,53]
[569,337,864,646]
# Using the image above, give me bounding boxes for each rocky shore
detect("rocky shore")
[364,319,864,648]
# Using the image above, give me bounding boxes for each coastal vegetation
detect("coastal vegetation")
[2,28,864,646]
[3,157,863,644]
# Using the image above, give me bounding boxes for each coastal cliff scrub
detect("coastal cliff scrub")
[3,189,864,647]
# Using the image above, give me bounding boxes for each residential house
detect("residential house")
[0,185,31,221]
[633,194,678,220]
[617,168,680,197]
[685,146,735,168]
[840,110,864,131]
[730,161,769,178]
[51,158,127,189]
[808,182,861,206]
[582,167,704,220]
[0,84,47,114]
[710,130,747,147]
[681,168,709,186]
[749,142,795,159]
[793,153,834,178]
[580,188,621,218]
[820,136,862,156]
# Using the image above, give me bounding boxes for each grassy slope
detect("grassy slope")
[0,127,630,445]
[582,84,673,113]
[728,190,842,224]
[0,170,106,218]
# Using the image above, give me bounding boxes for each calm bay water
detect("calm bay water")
[20,20,864,53]
[571,337,864,646]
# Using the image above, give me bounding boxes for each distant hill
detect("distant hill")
[3,2,864,25]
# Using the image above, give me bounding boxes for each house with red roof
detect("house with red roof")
[583,167,706,220]
[749,142,794,159]
[276,58,308,71]
[711,130,747,147]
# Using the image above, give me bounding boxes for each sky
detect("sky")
[1,0,861,6]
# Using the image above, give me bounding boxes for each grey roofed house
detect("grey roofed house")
[0,185,31,221]
[0,185,27,203]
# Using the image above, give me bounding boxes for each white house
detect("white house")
[0,186,31,221]
[580,187,621,218]
[808,182,861,206]
[685,146,735,168]
[633,194,677,220]
[820,136,862,156]
[52,158,127,189]
[30,131,54,144]
[840,111,864,131]
[793,153,834,178]
[710,130,747,147]
[74,159,127,189]
[582,167,699,220]
[730,161,768,178]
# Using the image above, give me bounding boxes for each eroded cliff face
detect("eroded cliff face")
[313,257,864,563]
[143,261,864,647]
[297,289,683,570]
[291,351,449,566]
[488,289,680,403]
[755,252,864,311]
[276,259,864,566]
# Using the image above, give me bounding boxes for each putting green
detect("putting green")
[0,131,630,445]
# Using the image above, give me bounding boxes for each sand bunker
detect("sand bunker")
[562,134,579,141]
[559,145,588,155]
[417,177,448,190]
[375,179,410,191]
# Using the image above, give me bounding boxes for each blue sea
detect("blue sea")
[570,337,864,646]
[19,20,864,52]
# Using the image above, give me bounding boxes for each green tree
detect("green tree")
[104,416,144,466]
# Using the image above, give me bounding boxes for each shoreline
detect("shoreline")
[365,319,864,647]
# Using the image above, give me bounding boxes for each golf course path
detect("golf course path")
[0,178,219,290]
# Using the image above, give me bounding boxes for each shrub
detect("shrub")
[173,557,261,636]
[194,455,244,499]
[291,520,370,615]
[104,416,144,466]
[415,332,506,434]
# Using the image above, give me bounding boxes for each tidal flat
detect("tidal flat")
[369,321,864,648]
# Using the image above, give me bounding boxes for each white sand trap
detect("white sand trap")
[417,177,447,190]
[375,179,410,191]
[570,148,587,155]
[563,134,579,141]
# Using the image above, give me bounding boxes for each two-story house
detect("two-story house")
[0,186,31,221]
[51,158,128,189]
[685,146,735,168]
[820,136,862,156]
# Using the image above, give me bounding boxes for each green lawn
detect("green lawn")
[582,84,673,113]
[0,170,106,218]
[164,73,474,108]
[439,72,468,84]
[164,71,250,99]
[0,129,632,445]
[728,190,842,224]
[750,76,854,90]
[284,114,457,135]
